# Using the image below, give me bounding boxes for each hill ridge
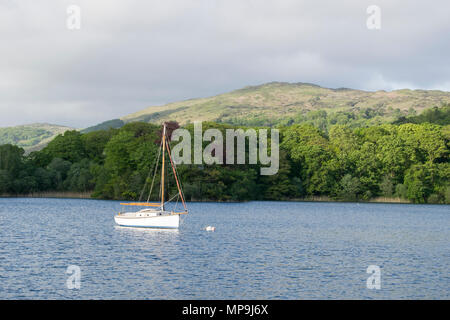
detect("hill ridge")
[0,123,74,153]
[120,82,450,126]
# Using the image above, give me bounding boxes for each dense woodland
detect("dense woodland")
[0,107,449,204]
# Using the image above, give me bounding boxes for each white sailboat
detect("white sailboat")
[114,123,188,229]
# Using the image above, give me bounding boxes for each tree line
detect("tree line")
[0,120,448,204]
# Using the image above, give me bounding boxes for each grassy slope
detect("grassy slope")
[80,119,124,133]
[121,82,450,125]
[2,82,449,149]
[0,123,74,153]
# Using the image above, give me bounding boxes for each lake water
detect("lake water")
[0,198,448,299]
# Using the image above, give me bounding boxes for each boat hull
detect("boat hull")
[114,213,180,229]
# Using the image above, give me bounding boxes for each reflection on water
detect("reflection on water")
[0,198,448,299]
[114,225,180,235]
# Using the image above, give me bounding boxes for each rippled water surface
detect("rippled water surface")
[0,198,448,299]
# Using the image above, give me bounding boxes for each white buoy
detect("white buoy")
[205,226,216,231]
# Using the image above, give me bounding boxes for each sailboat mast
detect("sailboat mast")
[161,124,166,210]
[166,142,188,212]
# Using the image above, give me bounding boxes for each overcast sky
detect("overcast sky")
[1,0,449,128]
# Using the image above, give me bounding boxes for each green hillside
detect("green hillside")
[2,82,450,149]
[394,105,450,125]
[81,119,125,133]
[121,82,450,128]
[0,123,74,153]
[1,121,448,203]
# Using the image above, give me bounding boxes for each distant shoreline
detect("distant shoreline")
[0,191,93,199]
[0,192,417,204]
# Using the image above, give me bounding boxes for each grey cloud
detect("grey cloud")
[0,0,449,127]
